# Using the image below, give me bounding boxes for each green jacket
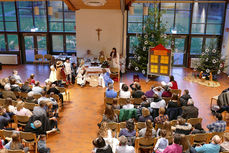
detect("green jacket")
[119,108,137,122]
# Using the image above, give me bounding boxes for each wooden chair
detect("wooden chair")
[193,133,211,145]
[132,98,143,106]
[187,118,203,126]
[33,54,43,64]
[52,94,62,110]
[24,102,36,111]
[107,122,119,134]
[166,136,174,145]
[19,92,28,99]
[0,99,6,106]
[210,132,225,141]
[186,135,194,146]
[12,100,17,107]
[171,89,182,97]
[110,68,119,80]
[104,97,114,106]
[119,122,126,129]
[14,115,30,129]
[8,150,25,153]
[136,122,146,132]
[114,109,120,117]
[155,123,163,131]
[2,130,13,141]
[43,54,52,65]
[135,137,156,153]
[170,120,178,126]
[210,95,218,108]
[119,98,127,106]
[33,94,41,100]
[57,87,70,101]
[20,132,39,153]
[13,91,20,98]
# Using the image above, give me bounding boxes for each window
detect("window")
[34,1,47,32]
[4,2,17,31]
[160,56,169,64]
[64,3,75,32]
[52,35,63,52]
[151,65,158,73]
[161,3,175,33]
[7,34,19,51]
[18,2,34,32]
[0,34,5,51]
[190,37,203,55]
[66,35,76,52]
[151,55,158,63]
[160,65,168,74]
[128,3,143,33]
[49,1,63,32]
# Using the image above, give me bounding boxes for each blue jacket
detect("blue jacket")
[105,89,117,98]
[0,113,10,129]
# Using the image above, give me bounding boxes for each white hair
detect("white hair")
[4,84,11,91]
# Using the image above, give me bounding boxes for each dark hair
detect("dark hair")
[141,95,147,101]
[184,89,189,95]
[110,48,117,58]
[122,84,129,92]
[173,134,182,145]
[104,105,115,120]
[126,119,135,132]
[135,84,141,90]
[92,137,106,148]
[10,79,16,85]
[164,85,170,92]
[171,94,178,101]
[159,129,167,137]
[112,99,118,105]
[39,101,46,108]
[170,75,175,82]
[216,113,222,120]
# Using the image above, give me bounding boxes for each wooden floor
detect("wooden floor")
[0,64,228,153]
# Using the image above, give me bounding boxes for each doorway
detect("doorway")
[22,34,47,63]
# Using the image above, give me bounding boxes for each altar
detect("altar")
[85,66,110,75]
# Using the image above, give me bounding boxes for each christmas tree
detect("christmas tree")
[131,7,169,75]
[196,39,226,77]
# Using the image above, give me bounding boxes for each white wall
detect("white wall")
[221,4,229,74]
[75,9,123,58]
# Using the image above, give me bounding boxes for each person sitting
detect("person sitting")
[123,99,134,110]
[21,81,32,93]
[130,82,138,92]
[194,135,221,153]
[207,113,226,132]
[139,119,156,137]
[10,70,22,84]
[76,66,87,87]
[26,92,38,104]
[220,132,229,152]
[112,99,120,110]
[181,99,199,120]
[168,75,178,89]
[27,74,35,85]
[47,84,63,106]
[38,91,51,105]
[191,123,206,134]
[120,84,131,98]
[14,101,32,117]
[153,86,164,98]
[145,85,155,98]
[38,134,50,153]
[116,136,135,153]
[180,89,192,106]
[98,51,107,64]
[0,106,10,129]
[154,107,169,125]
[24,120,44,135]
[101,105,118,123]
[163,134,182,153]
[132,84,144,98]
[167,94,181,120]
[32,81,44,95]
[33,100,48,117]
[84,50,94,62]
[3,98,16,115]
[157,121,173,138]
[162,85,172,98]
[9,132,29,153]
[138,107,153,122]
[105,84,117,98]
[119,119,136,138]
[154,129,168,153]
[172,117,192,135]
[150,94,166,118]
[100,69,114,88]
[180,134,192,153]
[140,95,150,108]
[2,85,17,100]
[10,79,21,92]
[92,136,113,153]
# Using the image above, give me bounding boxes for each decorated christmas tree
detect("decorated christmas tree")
[131,7,169,75]
[196,39,226,78]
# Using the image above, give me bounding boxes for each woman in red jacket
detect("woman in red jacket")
[169,75,178,89]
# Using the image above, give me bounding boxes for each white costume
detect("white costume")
[111,54,120,69]
[64,62,71,75]
[120,56,126,73]
[104,130,119,153]
[49,65,57,83]
[77,67,87,86]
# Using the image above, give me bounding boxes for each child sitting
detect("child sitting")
[38,134,50,153]
[154,129,169,153]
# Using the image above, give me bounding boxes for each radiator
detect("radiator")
[0,54,18,64]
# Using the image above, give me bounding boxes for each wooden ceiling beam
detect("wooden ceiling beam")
[63,0,78,11]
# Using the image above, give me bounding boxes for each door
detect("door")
[171,36,187,66]
[23,34,47,63]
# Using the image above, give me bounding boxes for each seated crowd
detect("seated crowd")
[93,76,228,153]
[0,70,66,153]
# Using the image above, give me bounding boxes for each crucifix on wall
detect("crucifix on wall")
[96,28,102,41]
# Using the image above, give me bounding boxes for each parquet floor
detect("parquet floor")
[0,64,228,153]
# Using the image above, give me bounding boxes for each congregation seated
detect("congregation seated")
[145,85,155,98]
[154,107,169,125]
[4,98,16,114]
[27,73,35,85]
[154,129,168,152]
[0,106,10,129]
[138,107,153,122]
[191,123,206,134]
[119,119,136,138]
[116,136,135,153]
[162,85,172,98]
[21,81,32,93]
[220,132,229,152]
[2,85,17,100]
[6,132,29,152]
[26,92,38,104]
[207,113,226,132]
[122,99,134,110]
[153,86,164,98]
[14,101,32,117]
[139,120,156,137]
[139,95,150,108]
[112,99,120,110]
[92,136,113,153]
[172,117,192,135]
[105,84,117,98]
[101,105,118,123]
[119,84,131,98]
[10,79,20,92]
[10,70,22,84]
[194,135,221,153]
[181,99,199,120]
[150,94,166,118]
[167,94,181,120]
[32,81,44,95]
[163,134,182,153]
[131,84,144,98]
[180,89,192,106]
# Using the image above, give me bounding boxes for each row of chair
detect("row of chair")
[33,54,52,65]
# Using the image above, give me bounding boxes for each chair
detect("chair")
[136,122,146,132]
[43,54,52,65]
[8,150,25,153]
[13,91,20,98]
[52,94,62,110]
[135,137,156,153]
[104,97,114,106]
[110,68,119,80]
[24,102,36,111]
[33,54,43,64]
[186,135,194,146]
[19,92,28,99]
[210,95,218,108]
[12,100,17,107]
[171,89,182,97]
[114,109,120,116]
[57,87,70,101]
[133,98,143,106]
[107,122,119,133]
[210,132,225,141]
[2,130,13,141]
[20,132,39,153]
[155,123,163,131]
[33,94,41,100]
[119,122,126,129]
[14,115,30,129]
[170,120,178,126]
[187,118,203,126]
[0,99,6,106]
[119,98,127,106]
[193,133,211,145]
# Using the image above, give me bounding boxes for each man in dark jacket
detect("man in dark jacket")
[132,84,144,98]
[181,99,199,120]
[180,89,192,106]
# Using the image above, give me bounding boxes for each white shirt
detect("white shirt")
[64,62,71,75]
[123,104,134,110]
[119,90,131,98]
[84,54,94,62]
[116,145,135,153]
[38,96,51,104]
[150,99,166,109]
[32,86,43,94]
[14,108,32,117]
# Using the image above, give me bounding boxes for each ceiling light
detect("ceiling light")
[83,0,107,6]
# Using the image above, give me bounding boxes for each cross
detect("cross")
[96,28,102,41]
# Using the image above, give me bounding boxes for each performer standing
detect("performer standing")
[49,65,57,83]
[110,48,119,69]
[64,58,72,84]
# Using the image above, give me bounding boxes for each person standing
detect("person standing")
[64,58,72,84]
[110,48,119,69]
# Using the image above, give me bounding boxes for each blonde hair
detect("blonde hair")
[159,107,166,115]
[16,101,24,111]
[145,120,153,138]
[142,107,150,117]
